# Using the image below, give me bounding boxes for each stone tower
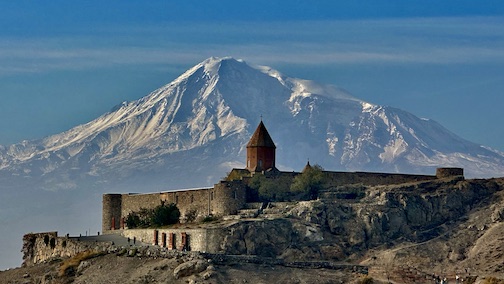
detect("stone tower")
[246,121,277,172]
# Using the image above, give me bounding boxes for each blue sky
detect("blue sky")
[1,1,504,151]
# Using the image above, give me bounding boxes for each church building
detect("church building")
[246,120,277,172]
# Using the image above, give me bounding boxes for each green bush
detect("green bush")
[290,164,326,200]
[357,276,374,284]
[126,203,180,228]
[248,174,292,202]
[184,209,197,223]
[151,203,180,227]
[202,215,218,223]
[125,207,152,228]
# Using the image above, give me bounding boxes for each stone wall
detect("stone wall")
[121,193,163,217]
[103,182,247,234]
[323,171,438,187]
[436,167,464,179]
[21,229,225,267]
[22,232,112,267]
[212,180,247,216]
[158,188,213,220]
[258,168,453,189]
[102,194,122,232]
[120,228,226,253]
[232,167,463,188]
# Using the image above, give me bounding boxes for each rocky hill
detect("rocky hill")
[3,176,504,284]
[0,252,367,284]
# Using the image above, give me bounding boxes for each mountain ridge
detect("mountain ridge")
[1,56,504,186]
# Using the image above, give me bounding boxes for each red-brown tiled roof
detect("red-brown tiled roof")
[246,121,276,148]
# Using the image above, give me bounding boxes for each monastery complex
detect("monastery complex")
[101,121,463,248]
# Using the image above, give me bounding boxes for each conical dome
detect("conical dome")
[246,121,276,172]
[302,160,312,173]
[246,121,276,148]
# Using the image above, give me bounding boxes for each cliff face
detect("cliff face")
[21,232,113,267]
[219,178,504,266]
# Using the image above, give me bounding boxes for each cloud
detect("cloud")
[1,17,504,76]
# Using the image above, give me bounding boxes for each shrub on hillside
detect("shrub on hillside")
[184,209,197,223]
[291,164,326,200]
[58,250,104,277]
[151,203,180,227]
[356,276,374,284]
[126,202,180,228]
[202,215,218,223]
[248,174,292,202]
[483,277,504,284]
[125,208,152,228]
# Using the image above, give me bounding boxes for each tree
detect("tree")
[150,202,180,227]
[125,208,152,228]
[290,164,326,200]
[125,203,180,228]
[257,178,281,201]
[247,174,291,202]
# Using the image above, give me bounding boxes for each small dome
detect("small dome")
[302,160,312,173]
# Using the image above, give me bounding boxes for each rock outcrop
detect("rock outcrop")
[219,177,503,264]
[173,259,209,279]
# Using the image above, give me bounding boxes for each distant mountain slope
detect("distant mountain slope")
[1,57,504,269]
[0,57,503,193]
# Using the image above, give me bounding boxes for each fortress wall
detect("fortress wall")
[102,194,122,233]
[436,167,464,179]
[212,180,247,216]
[114,187,215,227]
[120,228,224,253]
[160,188,213,221]
[105,183,246,229]
[22,232,112,267]
[22,229,223,266]
[273,170,438,188]
[121,193,162,217]
[23,228,226,266]
[323,171,437,187]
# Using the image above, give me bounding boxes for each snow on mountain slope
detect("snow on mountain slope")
[0,56,503,191]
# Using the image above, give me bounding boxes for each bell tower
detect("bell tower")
[246,121,276,172]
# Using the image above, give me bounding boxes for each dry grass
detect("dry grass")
[357,275,374,284]
[483,277,504,284]
[58,250,104,277]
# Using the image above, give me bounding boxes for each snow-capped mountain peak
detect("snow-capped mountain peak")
[1,56,503,193]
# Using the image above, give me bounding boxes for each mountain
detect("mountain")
[1,57,503,189]
[1,56,504,269]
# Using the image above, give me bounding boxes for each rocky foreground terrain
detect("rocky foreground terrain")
[2,176,504,284]
[0,252,365,284]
